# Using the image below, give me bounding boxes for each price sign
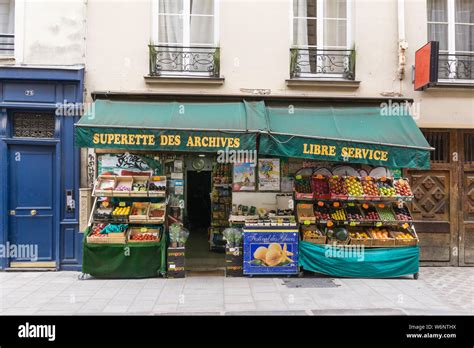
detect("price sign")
[119,202,126,207]
[376,222,382,227]
[327,221,334,227]
[349,221,357,227]
[295,175,302,180]
[402,223,409,229]
[141,228,148,232]
[304,220,310,225]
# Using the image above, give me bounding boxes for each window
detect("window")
[155,0,218,46]
[428,0,474,80]
[0,0,14,55]
[292,0,351,49]
[291,0,354,79]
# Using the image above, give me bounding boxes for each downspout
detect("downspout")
[397,0,408,81]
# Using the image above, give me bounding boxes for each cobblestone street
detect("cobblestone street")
[0,267,472,316]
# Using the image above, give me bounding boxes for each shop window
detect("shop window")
[465,132,474,163]
[0,0,15,55]
[422,130,450,163]
[12,112,55,138]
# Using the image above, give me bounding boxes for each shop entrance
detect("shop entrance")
[185,163,225,272]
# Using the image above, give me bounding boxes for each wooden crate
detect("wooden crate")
[349,230,373,246]
[130,176,150,197]
[297,203,316,223]
[391,230,419,246]
[368,230,396,247]
[129,202,150,223]
[148,203,166,222]
[86,232,126,244]
[301,225,326,244]
[148,176,167,197]
[93,175,116,196]
[127,227,161,243]
[113,176,133,197]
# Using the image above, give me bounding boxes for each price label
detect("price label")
[141,228,148,232]
[327,221,334,227]
[376,222,382,227]
[349,221,357,227]
[333,202,340,207]
[304,220,310,225]
[119,202,126,207]
[317,201,324,207]
[295,175,302,180]
[402,223,409,229]
[347,203,355,207]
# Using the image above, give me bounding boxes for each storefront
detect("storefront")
[75,97,432,279]
[0,66,84,270]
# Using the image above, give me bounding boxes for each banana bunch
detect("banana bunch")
[112,206,130,216]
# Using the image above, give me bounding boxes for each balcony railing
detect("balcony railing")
[149,45,220,77]
[438,53,474,80]
[0,34,14,55]
[290,48,355,80]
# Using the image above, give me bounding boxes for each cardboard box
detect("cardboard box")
[225,246,243,277]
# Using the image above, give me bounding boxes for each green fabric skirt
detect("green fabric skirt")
[299,241,419,278]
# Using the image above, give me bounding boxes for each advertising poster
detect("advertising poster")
[258,158,280,191]
[232,162,256,191]
[243,228,299,275]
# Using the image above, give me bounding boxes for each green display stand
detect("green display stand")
[299,241,419,279]
[82,231,167,279]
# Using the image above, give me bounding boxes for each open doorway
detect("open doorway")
[185,169,225,272]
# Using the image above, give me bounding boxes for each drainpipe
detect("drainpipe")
[397,0,408,80]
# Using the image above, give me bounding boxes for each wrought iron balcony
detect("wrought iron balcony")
[149,45,220,77]
[0,34,14,55]
[290,48,355,80]
[438,53,474,80]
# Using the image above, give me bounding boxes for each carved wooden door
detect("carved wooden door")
[460,130,474,266]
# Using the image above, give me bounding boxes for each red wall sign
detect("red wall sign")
[414,41,439,91]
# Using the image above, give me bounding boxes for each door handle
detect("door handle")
[9,210,15,216]
[30,210,37,216]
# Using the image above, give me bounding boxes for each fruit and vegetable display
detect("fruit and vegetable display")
[393,232,415,240]
[350,231,371,239]
[345,176,364,197]
[294,176,312,193]
[297,203,315,222]
[251,243,294,267]
[112,205,131,216]
[222,227,243,247]
[130,232,159,241]
[327,227,349,243]
[148,203,166,220]
[149,176,167,193]
[330,207,347,221]
[132,181,148,193]
[314,202,331,220]
[393,204,413,221]
[98,179,115,191]
[368,227,391,239]
[377,178,396,197]
[345,204,363,220]
[361,177,379,197]
[311,175,330,198]
[328,176,348,197]
[393,179,413,197]
[376,205,396,221]
[169,223,190,247]
[361,204,380,220]
[302,228,324,240]
[94,200,114,221]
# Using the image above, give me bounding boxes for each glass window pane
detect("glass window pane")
[427,0,447,22]
[158,14,183,44]
[158,0,184,14]
[294,0,317,18]
[455,0,474,23]
[428,23,448,50]
[456,24,474,51]
[323,19,347,47]
[293,18,317,46]
[190,0,214,16]
[323,0,346,19]
[190,16,214,45]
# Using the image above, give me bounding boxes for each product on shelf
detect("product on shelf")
[113,176,133,196]
[391,230,418,245]
[330,206,347,221]
[314,202,331,220]
[368,227,391,239]
[328,176,348,198]
[376,204,396,221]
[112,205,131,216]
[361,204,380,220]
[345,204,363,220]
[393,204,413,221]
[377,178,396,197]
[131,176,149,196]
[148,203,166,221]
[128,227,161,242]
[361,177,379,197]
[87,223,128,244]
[311,174,330,199]
[349,229,373,246]
[148,176,167,196]
[129,202,150,222]
[301,225,326,244]
[393,178,413,197]
[95,175,116,195]
[350,231,371,239]
[93,200,114,221]
[294,176,312,193]
[297,203,315,223]
[345,176,364,197]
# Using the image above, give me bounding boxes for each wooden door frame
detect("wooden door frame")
[459,129,474,266]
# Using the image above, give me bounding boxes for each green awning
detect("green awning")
[260,106,433,169]
[75,100,267,152]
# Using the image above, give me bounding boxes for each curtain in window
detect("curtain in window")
[427,0,448,51]
[190,0,214,46]
[158,0,183,45]
[0,0,14,34]
[455,0,473,52]
[323,0,347,49]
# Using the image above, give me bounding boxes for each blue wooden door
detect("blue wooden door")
[8,145,56,265]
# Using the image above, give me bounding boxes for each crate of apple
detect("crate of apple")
[345,204,363,221]
[311,175,330,199]
[328,176,348,199]
[361,204,380,221]
[393,179,413,197]
[393,205,413,221]
[345,176,365,199]
[377,178,396,197]
[314,202,331,220]
[361,177,379,199]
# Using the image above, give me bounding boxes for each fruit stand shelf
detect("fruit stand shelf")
[304,220,414,227]
[295,196,414,203]
[92,191,166,198]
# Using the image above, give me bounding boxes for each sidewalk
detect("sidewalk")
[0,267,472,315]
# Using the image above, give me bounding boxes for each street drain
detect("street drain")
[281,278,339,288]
